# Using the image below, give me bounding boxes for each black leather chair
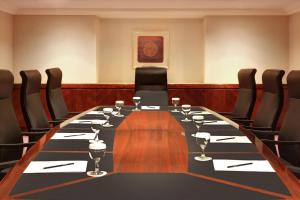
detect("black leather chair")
[257,70,300,178]
[134,67,168,106]
[221,68,257,120]
[20,70,60,132]
[237,70,285,133]
[0,70,43,178]
[46,68,79,121]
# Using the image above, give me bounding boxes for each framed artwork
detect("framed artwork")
[132,31,169,68]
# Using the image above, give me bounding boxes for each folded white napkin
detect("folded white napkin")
[213,159,275,172]
[141,106,160,110]
[51,133,96,140]
[210,136,251,143]
[204,120,229,125]
[70,119,107,124]
[24,161,88,173]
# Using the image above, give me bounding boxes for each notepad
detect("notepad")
[70,119,107,124]
[141,106,160,110]
[189,111,211,115]
[24,161,88,173]
[51,133,96,140]
[213,159,275,172]
[210,136,251,143]
[204,120,229,125]
[87,111,104,115]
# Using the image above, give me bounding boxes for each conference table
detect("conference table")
[1,106,300,199]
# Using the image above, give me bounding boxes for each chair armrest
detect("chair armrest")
[30,128,51,132]
[219,112,232,115]
[0,142,36,148]
[0,160,18,170]
[251,130,280,138]
[243,126,273,131]
[261,139,300,145]
[22,131,46,136]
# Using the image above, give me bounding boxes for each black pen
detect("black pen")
[216,137,235,141]
[227,162,253,168]
[64,134,86,138]
[43,162,74,169]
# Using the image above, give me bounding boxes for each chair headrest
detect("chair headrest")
[287,70,300,99]
[262,69,285,93]
[0,70,14,99]
[46,68,62,89]
[238,68,257,89]
[20,70,41,95]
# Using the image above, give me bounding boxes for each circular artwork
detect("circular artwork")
[143,41,159,57]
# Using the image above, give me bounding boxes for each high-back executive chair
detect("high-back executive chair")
[0,70,44,179]
[256,71,300,178]
[237,70,285,134]
[134,67,168,106]
[46,68,79,121]
[20,70,60,132]
[221,68,257,120]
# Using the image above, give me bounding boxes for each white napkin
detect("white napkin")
[70,119,107,124]
[87,111,103,115]
[210,136,251,143]
[141,106,160,110]
[204,120,229,125]
[189,111,211,115]
[24,161,88,173]
[213,159,275,172]
[51,133,96,140]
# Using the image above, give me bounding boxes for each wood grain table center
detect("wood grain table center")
[113,111,188,173]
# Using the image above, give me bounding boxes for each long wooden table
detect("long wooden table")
[1,106,300,199]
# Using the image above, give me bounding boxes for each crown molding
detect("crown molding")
[0,2,17,14]
[284,2,300,15]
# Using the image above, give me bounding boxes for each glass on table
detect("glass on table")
[181,104,192,122]
[171,97,180,112]
[115,100,124,117]
[87,141,107,177]
[192,115,204,133]
[102,108,114,127]
[132,96,141,111]
[194,132,212,162]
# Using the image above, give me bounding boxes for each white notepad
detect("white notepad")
[204,120,229,125]
[141,106,160,110]
[210,136,251,143]
[189,111,211,115]
[24,161,88,173]
[87,111,104,115]
[51,133,96,140]
[70,119,107,124]
[213,159,275,172]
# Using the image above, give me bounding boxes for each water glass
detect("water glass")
[102,108,114,127]
[115,100,124,117]
[181,104,192,122]
[194,132,212,161]
[87,141,107,177]
[192,115,204,133]
[171,97,180,112]
[132,96,141,111]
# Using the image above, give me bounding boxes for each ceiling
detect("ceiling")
[0,0,299,18]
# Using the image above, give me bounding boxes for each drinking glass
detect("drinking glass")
[115,100,124,117]
[102,108,114,127]
[87,141,107,177]
[171,97,180,112]
[90,121,102,141]
[181,104,192,122]
[132,97,141,111]
[194,132,212,161]
[192,115,204,133]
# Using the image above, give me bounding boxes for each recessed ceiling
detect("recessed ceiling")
[0,0,299,18]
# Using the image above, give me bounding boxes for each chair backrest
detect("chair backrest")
[232,68,257,119]
[20,70,50,130]
[46,68,69,120]
[135,67,167,92]
[0,70,23,162]
[252,70,285,129]
[278,70,300,167]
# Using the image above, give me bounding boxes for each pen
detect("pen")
[64,134,86,138]
[227,162,253,168]
[43,162,74,169]
[216,137,235,141]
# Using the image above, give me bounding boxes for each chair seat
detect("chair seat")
[135,90,168,106]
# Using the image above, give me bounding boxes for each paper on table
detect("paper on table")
[87,111,103,115]
[210,136,251,143]
[70,119,107,124]
[141,106,160,110]
[189,111,211,115]
[24,161,88,173]
[213,159,275,172]
[51,133,96,140]
[204,120,229,125]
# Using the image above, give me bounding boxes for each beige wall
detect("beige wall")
[13,15,99,83]
[289,12,300,71]
[0,11,13,71]
[98,19,204,84]
[204,16,289,84]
